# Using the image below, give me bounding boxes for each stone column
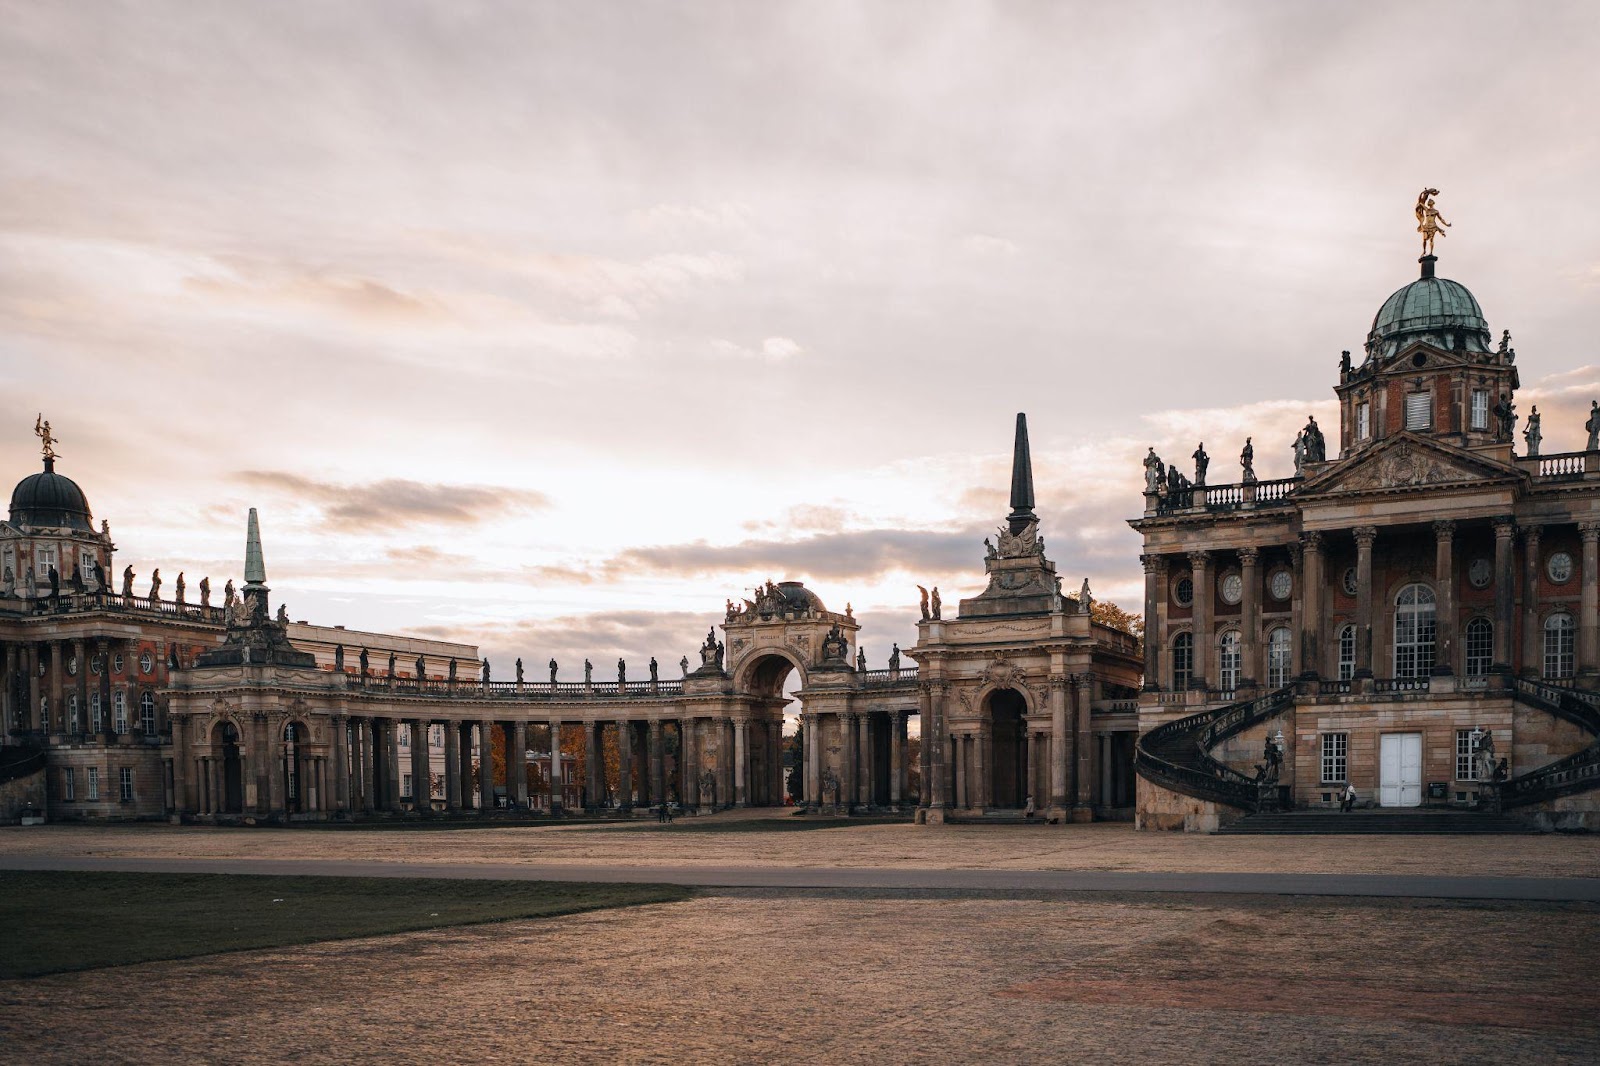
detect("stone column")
[973,724,989,810]
[410,721,430,811]
[929,683,949,812]
[1140,554,1165,690]
[803,713,819,806]
[1581,522,1600,677]
[171,713,191,817]
[732,717,748,807]
[954,732,967,808]
[684,718,700,808]
[1433,520,1456,675]
[858,713,871,807]
[360,718,376,812]
[476,719,494,811]
[1521,525,1542,677]
[26,644,40,733]
[1074,675,1095,815]
[547,720,564,813]
[648,719,665,809]
[1189,552,1212,689]
[47,640,64,733]
[443,720,461,811]
[890,712,904,808]
[1048,675,1069,812]
[333,715,350,814]
[1238,548,1260,687]
[617,718,634,810]
[1099,734,1114,808]
[459,722,475,810]
[1493,518,1516,672]
[95,639,111,739]
[841,712,857,809]
[1352,527,1377,679]
[769,720,783,805]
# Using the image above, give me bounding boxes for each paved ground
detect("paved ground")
[3,892,1597,1064]
[4,818,1598,878]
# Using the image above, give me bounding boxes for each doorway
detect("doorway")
[1379,732,1422,807]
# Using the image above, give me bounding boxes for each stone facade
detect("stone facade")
[1131,250,1600,829]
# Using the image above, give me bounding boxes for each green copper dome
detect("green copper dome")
[1365,260,1491,362]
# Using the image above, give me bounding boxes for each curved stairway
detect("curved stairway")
[1135,679,1600,818]
[0,744,46,786]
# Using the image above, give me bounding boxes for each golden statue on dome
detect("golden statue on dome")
[33,413,57,462]
[1415,187,1450,256]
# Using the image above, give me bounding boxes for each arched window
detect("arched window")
[139,691,156,735]
[1267,627,1293,688]
[1464,617,1493,676]
[1337,624,1356,680]
[1218,630,1241,692]
[1544,612,1575,679]
[1172,632,1193,690]
[1394,583,1437,679]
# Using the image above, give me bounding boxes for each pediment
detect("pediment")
[1301,433,1524,498]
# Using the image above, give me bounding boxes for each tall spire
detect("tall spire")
[243,507,267,587]
[1008,412,1036,533]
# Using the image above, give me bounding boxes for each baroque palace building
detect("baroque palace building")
[1132,240,1600,830]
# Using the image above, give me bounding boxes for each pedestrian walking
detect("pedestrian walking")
[1341,783,1356,812]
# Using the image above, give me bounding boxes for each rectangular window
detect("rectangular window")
[1456,729,1480,781]
[1172,637,1193,690]
[113,691,127,733]
[35,546,57,576]
[140,697,155,736]
[63,767,75,801]
[80,549,95,579]
[1356,402,1371,441]
[402,773,413,799]
[1465,620,1493,676]
[87,766,100,800]
[430,725,443,748]
[119,766,133,802]
[1321,733,1348,783]
[1470,390,1489,431]
[1405,391,1432,430]
[68,694,79,733]
[90,692,102,732]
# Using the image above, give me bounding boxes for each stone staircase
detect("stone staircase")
[1216,809,1538,835]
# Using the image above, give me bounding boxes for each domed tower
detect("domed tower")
[1334,252,1518,458]
[2,420,114,598]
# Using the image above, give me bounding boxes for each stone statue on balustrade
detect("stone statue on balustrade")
[1079,578,1093,615]
[680,655,689,677]
[24,567,36,600]
[198,576,210,608]
[360,647,370,676]
[93,560,106,592]
[223,579,234,609]
[617,658,626,685]
[122,565,134,597]
[482,659,491,684]
[1524,406,1542,457]
[276,603,289,625]
[1493,394,1516,440]
[48,566,59,600]
[149,568,161,602]
[889,643,901,672]
[70,564,84,594]
[1143,448,1165,494]
[448,658,457,683]
[334,644,345,671]
[418,654,427,680]
[930,587,942,620]
[515,658,524,685]
[856,647,866,671]
[387,651,396,677]
[715,641,725,670]
[984,536,997,559]
[585,658,594,684]
[1586,401,1599,452]
[1192,442,1209,486]
[2,566,13,597]
[917,585,930,621]
[549,658,558,684]
[174,572,186,606]
[1340,350,1351,377]
[1240,438,1256,484]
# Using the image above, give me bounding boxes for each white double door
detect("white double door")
[1379,732,1423,807]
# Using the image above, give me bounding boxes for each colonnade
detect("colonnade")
[801,708,912,810]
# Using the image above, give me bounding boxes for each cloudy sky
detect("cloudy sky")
[3,1,1599,676]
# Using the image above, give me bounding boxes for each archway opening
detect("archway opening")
[214,721,243,814]
[988,688,1028,809]
[733,652,801,808]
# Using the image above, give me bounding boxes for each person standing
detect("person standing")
[1341,783,1357,813]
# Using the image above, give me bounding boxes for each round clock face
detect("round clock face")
[1174,577,1194,607]
[139,652,154,674]
[1269,570,1292,600]
[1220,573,1243,605]
[1342,567,1358,596]
[1469,558,1492,589]
[1548,551,1574,584]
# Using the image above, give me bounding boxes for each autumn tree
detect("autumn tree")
[1089,599,1143,638]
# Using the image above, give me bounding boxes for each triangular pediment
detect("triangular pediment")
[1300,433,1525,498]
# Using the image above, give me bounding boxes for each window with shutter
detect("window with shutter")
[1405,391,1432,429]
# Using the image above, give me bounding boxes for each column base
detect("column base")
[1069,805,1095,823]
[1045,804,1069,823]
[918,806,947,825]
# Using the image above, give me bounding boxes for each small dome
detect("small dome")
[9,458,94,532]
[775,580,826,613]
[1366,271,1491,362]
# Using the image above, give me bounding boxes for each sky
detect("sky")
[3,1,1600,679]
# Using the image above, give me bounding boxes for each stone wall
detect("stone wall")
[0,764,46,824]
[1134,776,1245,833]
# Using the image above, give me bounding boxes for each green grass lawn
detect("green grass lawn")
[0,871,690,979]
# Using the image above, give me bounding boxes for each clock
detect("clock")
[1220,573,1243,605]
[1269,570,1292,600]
[1548,551,1574,584]
[1468,558,1492,589]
